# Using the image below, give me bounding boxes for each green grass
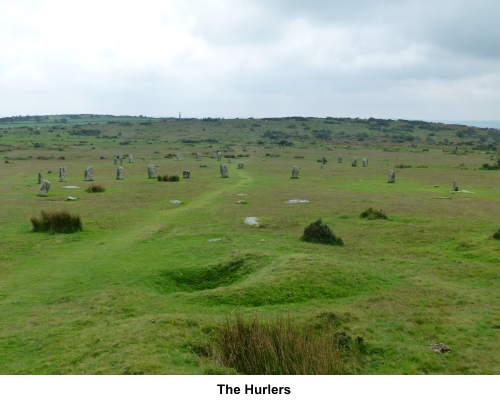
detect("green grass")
[0,117,500,374]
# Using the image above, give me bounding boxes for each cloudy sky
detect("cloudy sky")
[1,0,499,120]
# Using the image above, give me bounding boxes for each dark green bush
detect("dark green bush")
[360,207,388,220]
[158,174,180,182]
[85,183,105,193]
[494,229,500,239]
[30,209,82,233]
[301,219,344,246]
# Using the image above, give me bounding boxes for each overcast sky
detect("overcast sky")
[1,0,499,120]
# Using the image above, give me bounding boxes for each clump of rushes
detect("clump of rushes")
[158,175,180,182]
[30,209,82,233]
[359,207,388,220]
[85,183,105,193]
[301,218,344,246]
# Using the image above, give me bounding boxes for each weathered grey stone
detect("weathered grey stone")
[453,180,458,192]
[228,159,231,163]
[220,164,228,178]
[147,164,157,179]
[338,155,342,163]
[292,166,299,179]
[116,167,124,180]
[183,170,190,179]
[84,166,93,181]
[114,156,118,165]
[321,164,326,169]
[388,170,395,183]
[59,167,66,182]
[238,163,244,169]
[128,155,134,163]
[196,153,202,161]
[352,157,357,167]
[217,151,222,161]
[38,172,43,184]
[37,180,51,196]
[322,155,326,164]
[362,157,368,167]
[210,152,214,158]
[142,157,146,162]
[176,153,181,161]
[120,156,123,165]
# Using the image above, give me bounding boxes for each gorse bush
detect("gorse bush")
[360,207,389,220]
[30,209,82,233]
[85,183,105,193]
[301,218,344,246]
[209,314,351,374]
[494,229,500,240]
[158,174,180,182]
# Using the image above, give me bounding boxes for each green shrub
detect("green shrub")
[158,175,180,182]
[30,209,82,234]
[301,218,344,246]
[85,183,105,193]
[494,229,500,240]
[360,207,388,220]
[209,314,350,374]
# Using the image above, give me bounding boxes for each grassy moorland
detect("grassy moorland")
[0,115,499,374]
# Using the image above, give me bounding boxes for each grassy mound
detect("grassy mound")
[360,207,388,220]
[301,218,343,246]
[30,209,82,233]
[85,183,105,193]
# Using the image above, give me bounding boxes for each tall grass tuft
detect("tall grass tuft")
[209,314,350,374]
[85,183,105,193]
[360,207,388,220]
[30,209,82,233]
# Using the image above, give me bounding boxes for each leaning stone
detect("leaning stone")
[292,166,299,179]
[238,163,244,169]
[116,166,124,180]
[38,172,43,184]
[352,157,357,167]
[147,164,157,179]
[37,180,51,196]
[59,167,66,182]
[196,153,202,161]
[362,157,368,167]
[183,170,190,179]
[114,156,118,165]
[453,180,458,192]
[128,155,134,163]
[388,170,395,183]
[338,155,342,163]
[220,164,228,178]
[84,166,94,181]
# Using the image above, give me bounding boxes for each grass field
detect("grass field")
[1,116,499,374]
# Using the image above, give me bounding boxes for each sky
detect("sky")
[1,0,499,120]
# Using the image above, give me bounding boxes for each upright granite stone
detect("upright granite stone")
[453,180,458,191]
[147,164,157,179]
[352,157,357,167]
[196,153,202,161]
[142,157,146,162]
[176,154,181,161]
[338,155,342,163]
[114,156,118,165]
[292,166,299,179]
[59,167,66,182]
[116,167,124,180]
[120,156,123,165]
[220,164,228,178]
[183,170,190,179]
[37,180,51,196]
[84,166,94,181]
[388,170,395,183]
[38,172,43,184]
[217,151,222,161]
[128,155,134,163]
[362,157,368,167]
[238,163,244,169]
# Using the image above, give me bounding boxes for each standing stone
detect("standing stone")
[292,166,299,179]
[210,152,214,158]
[322,155,327,164]
[183,170,190,179]
[38,172,43,184]
[114,156,118,165]
[59,167,66,182]
[362,157,368,167]
[217,151,222,161]
[128,155,134,163]
[321,164,326,169]
[142,157,146,162]
[116,167,124,180]
[238,163,244,169]
[453,180,458,192]
[84,166,94,181]
[120,156,123,165]
[37,180,51,196]
[147,164,157,179]
[220,164,228,178]
[388,170,395,183]
[352,157,357,167]
[176,153,181,161]
[228,159,231,163]
[338,155,342,163]
[196,153,202,161]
